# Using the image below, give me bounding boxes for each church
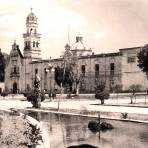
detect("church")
[5,10,148,94]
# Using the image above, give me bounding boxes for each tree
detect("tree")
[0,49,7,82]
[95,82,110,104]
[60,43,92,95]
[26,70,45,108]
[54,66,74,93]
[129,84,142,104]
[112,84,122,103]
[137,45,148,78]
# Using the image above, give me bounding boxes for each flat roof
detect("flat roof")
[119,46,142,51]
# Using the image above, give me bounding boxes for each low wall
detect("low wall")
[0,109,50,148]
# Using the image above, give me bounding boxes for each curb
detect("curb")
[22,107,148,125]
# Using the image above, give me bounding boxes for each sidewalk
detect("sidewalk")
[0,97,148,123]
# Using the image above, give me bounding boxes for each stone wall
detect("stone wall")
[120,47,148,90]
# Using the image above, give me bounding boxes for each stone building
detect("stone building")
[5,10,148,94]
[120,47,148,90]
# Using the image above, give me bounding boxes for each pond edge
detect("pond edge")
[0,109,50,148]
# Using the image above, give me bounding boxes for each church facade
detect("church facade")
[5,11,148,94]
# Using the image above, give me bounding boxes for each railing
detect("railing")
[23,33,41,38]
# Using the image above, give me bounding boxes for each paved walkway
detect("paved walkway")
[0,97,148,115]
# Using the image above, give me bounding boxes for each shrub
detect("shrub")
[95,82,110,104]
[128,84,142,104]
[40,91,45,102]
[88,121,114,133]
[100,122,114,131]
[88,121,100,133]
[26,91,45,102]
[1,90,8,98]
[129,84,142,94]
[121,113,128,119]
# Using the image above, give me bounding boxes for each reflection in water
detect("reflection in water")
[0,117,3,137]
[27,111,41,121]
[26,111,148,148]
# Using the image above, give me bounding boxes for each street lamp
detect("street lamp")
[45,63,55,97]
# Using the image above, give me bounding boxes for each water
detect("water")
[26,111,148,148]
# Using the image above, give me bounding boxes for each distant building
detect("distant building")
[5,10,148,94]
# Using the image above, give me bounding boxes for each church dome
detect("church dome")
[26,11,37,23]
[71,34,92,56]
[71,34,89,51]
[71,41,88,50]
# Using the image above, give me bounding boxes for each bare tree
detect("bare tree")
[129,84,142,104]
[112,84,122,104]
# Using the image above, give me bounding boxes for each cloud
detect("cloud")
[1,0,148,58]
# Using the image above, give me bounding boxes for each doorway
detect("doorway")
[13,82,17,94]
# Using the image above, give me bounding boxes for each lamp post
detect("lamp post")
[45,63,55,100]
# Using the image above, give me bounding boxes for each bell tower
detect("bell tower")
[23,8,41,60]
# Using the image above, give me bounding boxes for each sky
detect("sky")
[1,0,148,59]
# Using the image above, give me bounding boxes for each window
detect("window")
[128,57,136,63]
[13,66,19,74]
[110,63,115,75]
[35,68,38,74]
[14,67,17,74]
[25,41,27,47]
[95,64,99,77]
[36,42,39,47]
[81,65,85,76]
[110,79,114,85]
[30,28,32,33]
[33,41,35,47]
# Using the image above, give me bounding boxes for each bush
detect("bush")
[129,84,142,94]
[121,113,128,119]
[95,82,110,104]
[26,91,45,102]
[88,121,100,133]
[88,121,114,133]
[128,84,142,104]
[40,91,45,102]
[1,90,8,97]
[100,122,114,131]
